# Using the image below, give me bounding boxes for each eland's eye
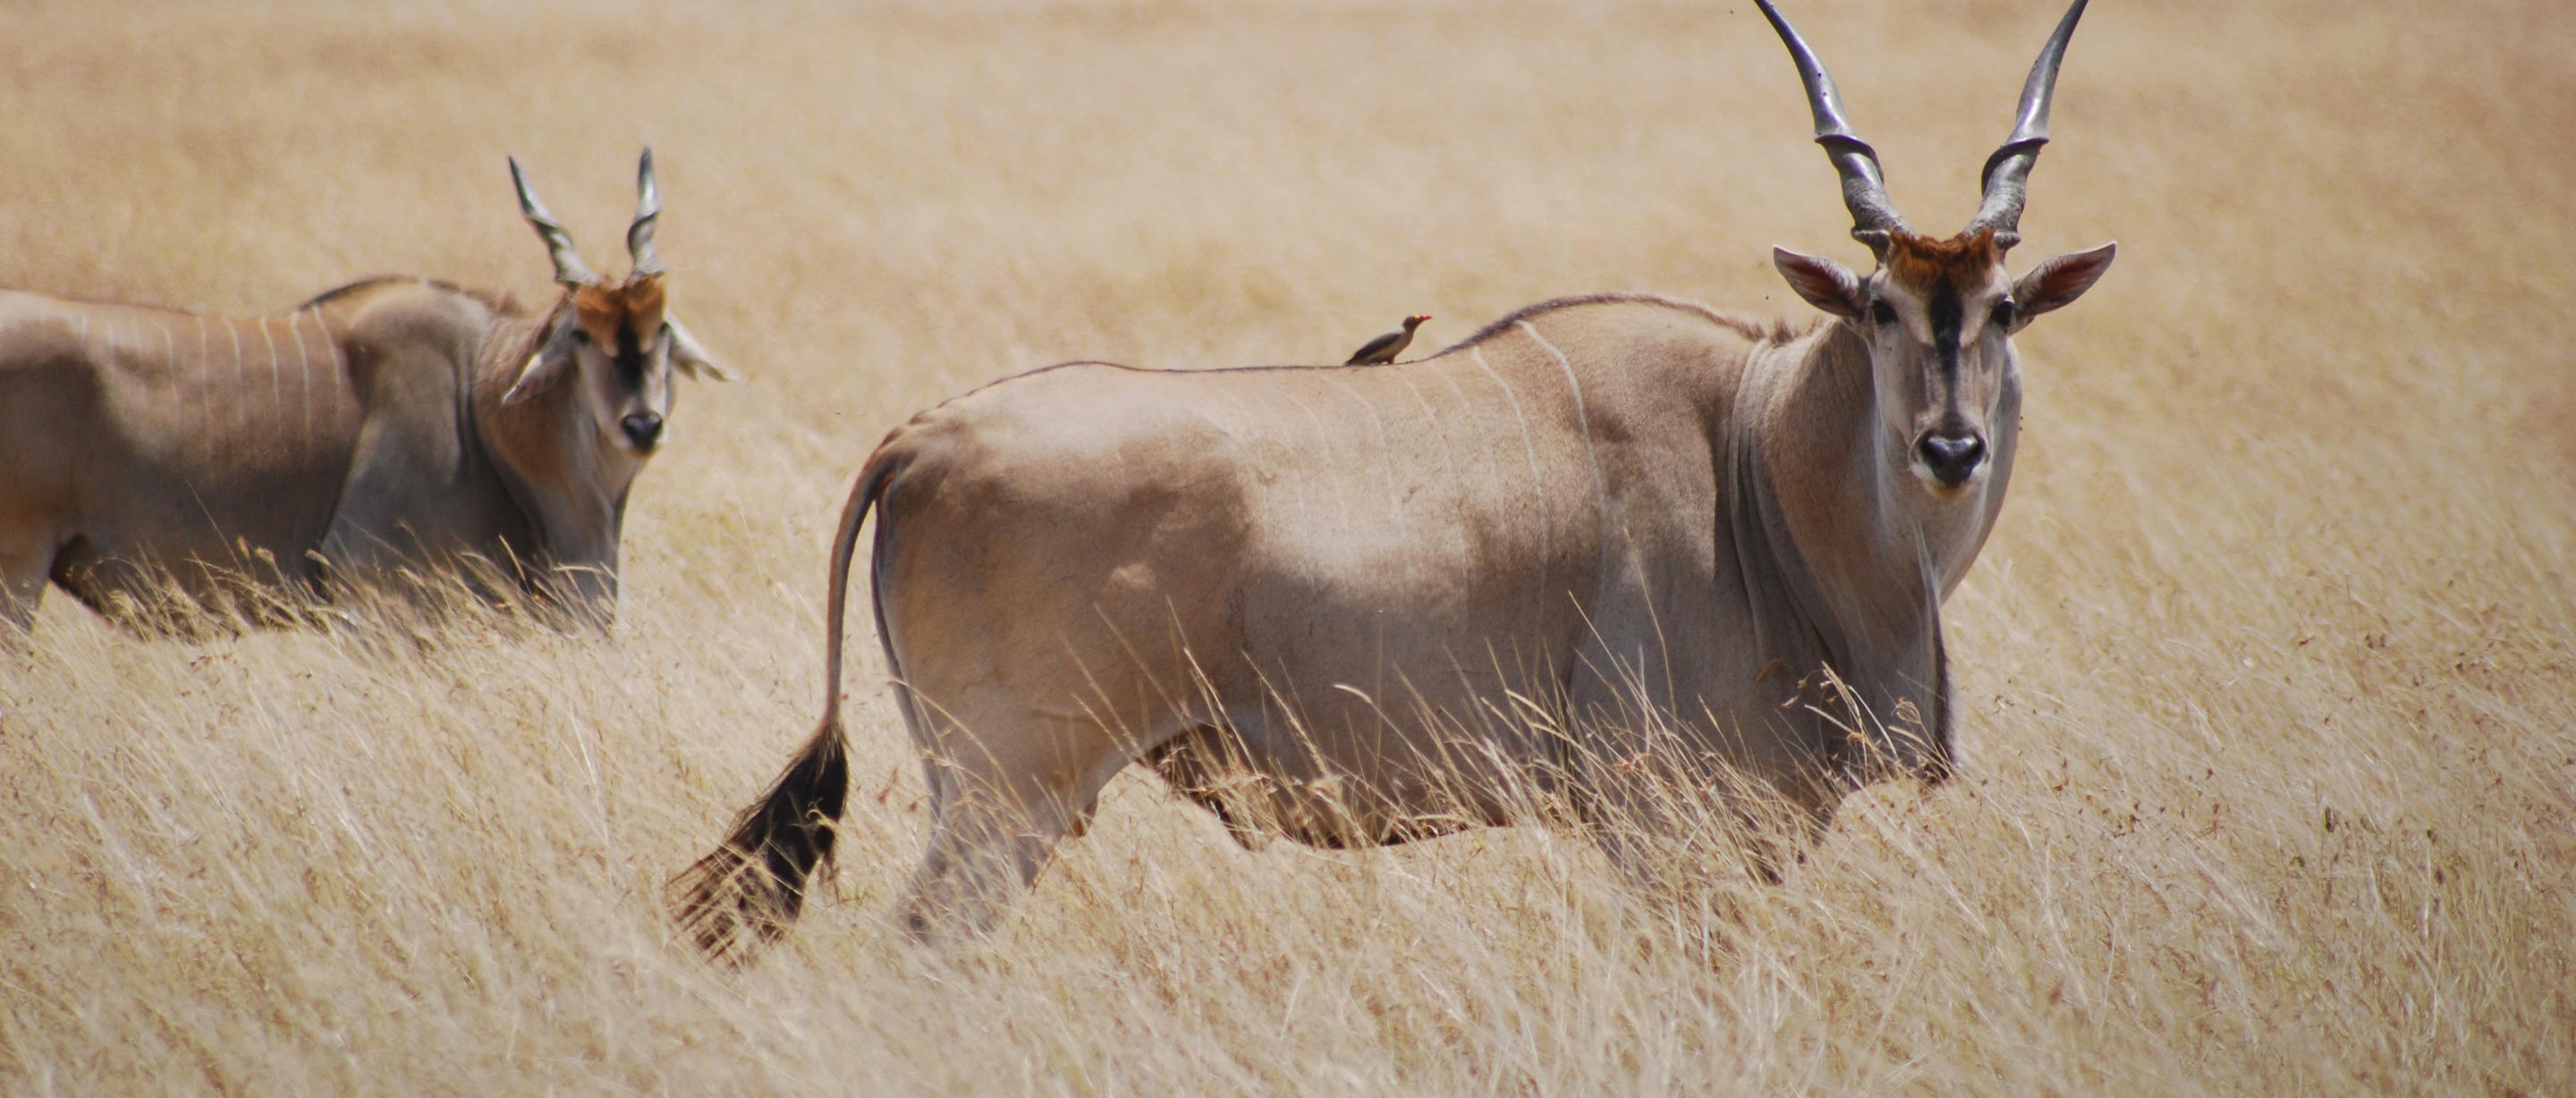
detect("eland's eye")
[1869,300,1896,325]
[571,328,593,345]
[1992,300,2020,329]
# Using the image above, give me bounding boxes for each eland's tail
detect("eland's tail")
[671,450,899,963]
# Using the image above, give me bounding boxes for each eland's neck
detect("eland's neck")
[467,304,644,543]
[1745,322,2003,639]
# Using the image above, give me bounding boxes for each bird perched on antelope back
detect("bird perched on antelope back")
[1345,314,1431,365]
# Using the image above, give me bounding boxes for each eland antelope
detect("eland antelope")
[676,0,2116,956]
[0,149,730,638]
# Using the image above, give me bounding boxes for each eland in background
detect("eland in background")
[0,149,732,638]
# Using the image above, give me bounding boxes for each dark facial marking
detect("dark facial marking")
[1928,281,1964,367]
[614,324,646,385]
[572,276,667,392]
[1883,231,2000,376]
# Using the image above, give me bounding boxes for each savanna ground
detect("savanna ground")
[3,0,2572,1093]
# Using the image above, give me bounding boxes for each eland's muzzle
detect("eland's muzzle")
[1914,432,1986,488]
[621,411,665,452]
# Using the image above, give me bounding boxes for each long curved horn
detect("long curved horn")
[627,147,663,277]
[1755,0,1910,256]
[508,156,597,287]
[1966,0,2090,250]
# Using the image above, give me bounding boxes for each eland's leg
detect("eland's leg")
[0,528,57,642]
[889,710,1131,947]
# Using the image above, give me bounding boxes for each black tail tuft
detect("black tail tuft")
[674,446,892,964]
[671,714,851,965]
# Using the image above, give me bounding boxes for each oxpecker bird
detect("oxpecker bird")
[1344,314,1431,365]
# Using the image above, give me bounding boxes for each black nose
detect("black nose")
[621,412,664,450]
[1915,433,1985,486]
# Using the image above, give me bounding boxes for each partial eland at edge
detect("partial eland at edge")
[0,149,732,638]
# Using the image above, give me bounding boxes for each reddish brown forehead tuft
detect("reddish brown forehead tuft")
[570,274,668,347]
[1885,229,2001,296]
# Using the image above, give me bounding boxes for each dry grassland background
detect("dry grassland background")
[3,0,2572,1093]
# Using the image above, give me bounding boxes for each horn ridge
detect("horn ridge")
[508,155,597,287]
[1755,0,1911,255]
[627,147,663,277]
[1966,0,2091,249]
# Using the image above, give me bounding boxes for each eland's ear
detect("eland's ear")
[666,317,736,383]
[504,322,580,405]
[1772,247,1868,321]
[2011,241,2117,324]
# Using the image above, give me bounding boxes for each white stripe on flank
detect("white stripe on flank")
[152,319,176,457]
[97,319,116,411]
[1517,321,1610,569]
[194,317,211,460]
[1392,371,1460,493]
[309,307,345,419]
[1429,367,1495,478]
[1216,384,1310,526]
[1278,387,1349,529]
[258,318,282,432]
[222,317,246,442]
[1319,374,1404,526]
[285,311,315,445]
[1470,346,1547,568]
[99,320,123,431]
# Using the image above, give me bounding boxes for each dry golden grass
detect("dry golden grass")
[4,0,2572,1093]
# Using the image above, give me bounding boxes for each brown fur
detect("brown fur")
[1884,229,2001,295]
[572,274,666,350]
[674,291,1982,955]
[477,295,577,407]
